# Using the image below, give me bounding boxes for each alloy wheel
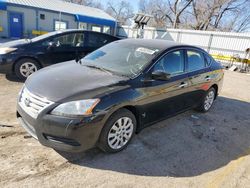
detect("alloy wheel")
[20,62,38,78]
[108,117,134,150]
[204,90,215,111]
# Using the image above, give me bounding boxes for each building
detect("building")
[0,0,117,39]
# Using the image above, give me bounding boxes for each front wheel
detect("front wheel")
[14,58,40,80]
[196,87,216,112]
[98,109,136,153]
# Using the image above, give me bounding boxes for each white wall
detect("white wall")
[118,26,250,58]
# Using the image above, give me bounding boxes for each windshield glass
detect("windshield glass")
[82,41,160,77]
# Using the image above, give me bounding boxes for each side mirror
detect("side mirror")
[151,71,171,81]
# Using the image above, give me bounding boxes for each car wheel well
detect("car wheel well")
[12,57,42,72]
[210,84,218,99]
[122,106,141,133]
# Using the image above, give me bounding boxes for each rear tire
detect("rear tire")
[14,58,40,80]
[98,109,137,153]
[195,87,216,112]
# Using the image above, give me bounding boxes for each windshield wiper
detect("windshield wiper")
[84,65,113,75]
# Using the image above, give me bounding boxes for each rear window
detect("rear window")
[87,33,116,48]
[187,50,206,71]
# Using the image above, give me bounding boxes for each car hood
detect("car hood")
[25,61,128,102]
[1,39,30,47]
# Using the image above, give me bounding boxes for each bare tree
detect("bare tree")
[138,0,193,28]
[106,0,134,25]
[167,0,193,28]
[191,0,250,31]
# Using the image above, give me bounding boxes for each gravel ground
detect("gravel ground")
[0,70,250,188]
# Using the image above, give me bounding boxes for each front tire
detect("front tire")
[196,87,216,112]
[98,109,136,153]
[14,58,40,80]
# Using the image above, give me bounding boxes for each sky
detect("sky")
[101,0,139,11]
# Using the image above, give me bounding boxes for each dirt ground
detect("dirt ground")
[0,70,250,188]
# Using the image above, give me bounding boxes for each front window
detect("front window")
[42,33,85,47]
[82,41,160,77]
[153,50,185,75]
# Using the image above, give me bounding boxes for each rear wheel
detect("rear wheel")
[98,109,136,153]
[196,87,216,112]
[14,58,40,80]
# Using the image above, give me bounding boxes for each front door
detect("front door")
[9,12,23,38]
[140,50,190,126]
[47,32,86,64]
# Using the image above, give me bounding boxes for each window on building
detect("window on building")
[91,25,101,32]
[103,26,111,34]
[54,20,67,31]
[79,22,87,30]
[40,14,45,20]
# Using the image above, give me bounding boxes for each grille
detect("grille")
[19,87,54,119]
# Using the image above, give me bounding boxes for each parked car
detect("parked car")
[17,39,224,153]
[0,29,119,80]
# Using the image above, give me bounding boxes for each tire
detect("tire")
[98,109,137,153]
[195,87,216,112]
[14,58,40,80]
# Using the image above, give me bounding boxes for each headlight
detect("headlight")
[51,99,100,117]
[0,47,17,55]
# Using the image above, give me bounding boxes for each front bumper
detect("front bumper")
[17,103,106,152]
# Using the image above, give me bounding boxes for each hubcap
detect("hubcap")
[204,90,215,111]
[20,62,38,78]
[108,117,134,150]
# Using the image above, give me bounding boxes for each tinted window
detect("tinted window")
[204,54,212,66]
[42,33,85,47]
[87,33,114,48]
[154,50,185,75]
[187,50,205,71]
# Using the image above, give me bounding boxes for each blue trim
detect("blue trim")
[75,14,116,28]
[0,0,7,10]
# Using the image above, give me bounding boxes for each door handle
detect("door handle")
[179,82,188,88]
[205,76,211,81]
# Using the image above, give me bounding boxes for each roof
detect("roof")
[120,39,183,50]
[4,0,116,22]
[119,39,205,52]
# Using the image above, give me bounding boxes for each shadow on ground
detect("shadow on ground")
[4,74,23,83]
[58,96,250,177]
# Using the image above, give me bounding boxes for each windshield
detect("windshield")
[82,41,160,77]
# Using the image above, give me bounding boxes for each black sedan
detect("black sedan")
[17,39,224,153]
[0,30,119,80]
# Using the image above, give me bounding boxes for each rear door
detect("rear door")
[186,49,211,107]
